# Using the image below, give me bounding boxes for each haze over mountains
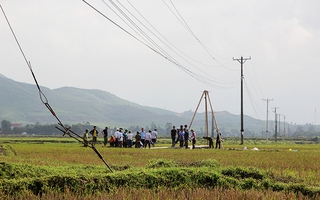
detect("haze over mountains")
[0,74,266,136]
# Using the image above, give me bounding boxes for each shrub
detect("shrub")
[146,158,177,168]
[221,167,264,180]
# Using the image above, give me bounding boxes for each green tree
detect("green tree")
[1,120,12,134]
[165,122,172,135]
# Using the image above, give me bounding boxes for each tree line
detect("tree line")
[0,119,174,136]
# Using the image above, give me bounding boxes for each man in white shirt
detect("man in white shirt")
[117,128,123,147]
[144,130,152,148]
[151,128,158,147]
[127,130,133,148]
[114,128,120,147]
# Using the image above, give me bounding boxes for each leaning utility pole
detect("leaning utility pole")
[263,98,273,144]
[233,56,251,145]
[272,107,279,142]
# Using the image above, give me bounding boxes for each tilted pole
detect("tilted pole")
[189,91,205,129]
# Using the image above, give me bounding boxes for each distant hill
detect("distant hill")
[0,74,267,136]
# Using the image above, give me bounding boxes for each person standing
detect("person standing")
[135,131,141,148]
[140,128,146,147]
[114,128,120,147]
[127,130,133,148]
[123,129,128,148]
[89,126,98,147]
[102,127,109,147]
[144,130,152,148]
[83,129,89,147]
[178,128,184,148]
[190,129,196,149]
[216,132,222,149]
[184,128,189,149]
[117,128,124,147]
[151,128,158,147]
[170,126,177,147]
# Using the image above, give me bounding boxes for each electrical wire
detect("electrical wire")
[106,0,218,83]
[244,78,264,124]
[1,4,113,173]
[163,0,236,71]
[126,0,221,69]
[113,0,239,86]
[84,0,237,88]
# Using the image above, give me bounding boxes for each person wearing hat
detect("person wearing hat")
[127,130,133,148]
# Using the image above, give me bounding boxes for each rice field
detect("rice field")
[1,137,320,199]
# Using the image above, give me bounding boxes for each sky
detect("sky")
[0,0,319,126]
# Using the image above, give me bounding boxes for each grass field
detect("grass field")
[1,136,320,199]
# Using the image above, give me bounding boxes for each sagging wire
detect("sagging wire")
[244,78,264,126]
[85,0,238,88]
[126,0,220,69]
[117,0,213,75]
[164,0,236,71]
[0,5,113,173]
[104,0,217,84]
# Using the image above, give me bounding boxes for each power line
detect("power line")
[163,0,235,71]
[84,0,237,88]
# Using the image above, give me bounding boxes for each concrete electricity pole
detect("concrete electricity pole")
[278,114,281,138]
[272,107,279,142]
[283,115,286,138]
[263,98,273,144]
[233,56,251,145]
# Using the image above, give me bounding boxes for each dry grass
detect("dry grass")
[1,187,316,200]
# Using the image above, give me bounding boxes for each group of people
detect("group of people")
[82,126,108,147]
[83,126,158,148]
[110,127,158,148]
[82,125,221,149]
[170,125,197,149]
[202,132,222,149]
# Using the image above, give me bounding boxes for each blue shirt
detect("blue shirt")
[140,131,146,139]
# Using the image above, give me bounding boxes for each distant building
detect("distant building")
[11,123,22,129]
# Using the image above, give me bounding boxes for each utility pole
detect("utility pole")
[278,114,281,139]
[233,56,251,145]
[263,98,273,144]
[283,115,286,138]
[272,107,279,142]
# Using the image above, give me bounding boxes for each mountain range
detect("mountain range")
[0,74,267,136]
